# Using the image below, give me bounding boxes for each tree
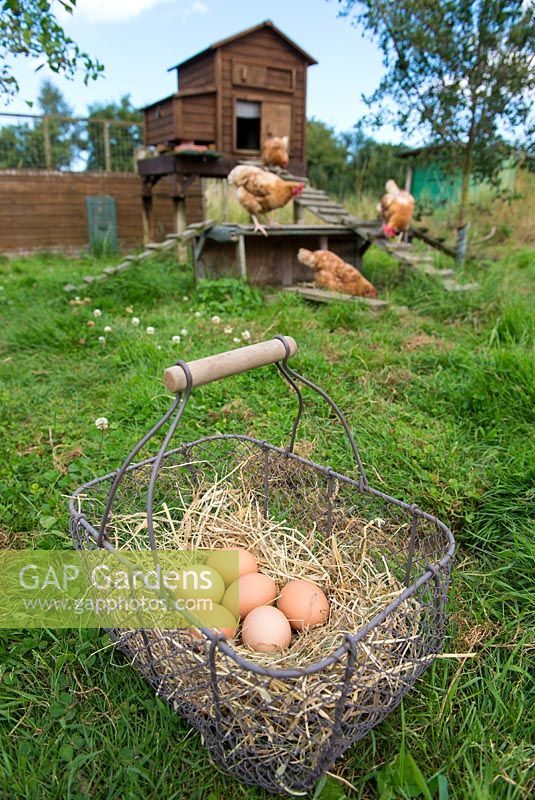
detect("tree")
[37,79,83,169]
[306,118,350,193]
[0,80,82,168]
[336,1,535,225]
[306,118,405,198]
[0,0,103,100]
[339,124,406,196]
[85,96,142,172]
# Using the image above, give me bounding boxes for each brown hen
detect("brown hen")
[261,136,289,168]
[228,165,303,235]
[377,180,415,238]
[297,248,377,298]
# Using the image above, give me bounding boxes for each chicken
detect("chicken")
[297,248,377,298]
[261,136,289,168]
[377,180,415,238]
[228,165,304,236]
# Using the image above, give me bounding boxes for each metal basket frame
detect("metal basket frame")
[69,336,455,794]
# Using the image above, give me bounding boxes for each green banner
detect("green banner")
[0,550,239,629]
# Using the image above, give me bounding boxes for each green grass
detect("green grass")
[0,246,534,799]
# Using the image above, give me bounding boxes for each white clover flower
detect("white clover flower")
[74,296,80,302]
[104,325,112,333]
[126,306,134,314]
[131,317,140,326]
[146,326,155,335]
[211,315,221,324]
[156,345,162,350]
[180,328,188,336]
[171,335,181,344]
[98,336,106,345]
[194,311,202,318]
[233,337,240,343]
[241,330,251,341]
[94,417,109,431]
[224,325,234,334]
[182,295,189,302]
[93,308,102,318]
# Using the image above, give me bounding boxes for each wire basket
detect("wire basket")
[69,336,455,796]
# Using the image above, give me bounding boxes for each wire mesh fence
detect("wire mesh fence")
[0,113,143,172]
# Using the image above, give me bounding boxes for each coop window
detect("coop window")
[236,100,261,151]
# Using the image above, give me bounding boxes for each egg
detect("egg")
[222,572,278,619]
[242,606,292,653]
[175,564,225,604]
[277,579,330,630]
[187,603,238,641]
[206,548,258,586]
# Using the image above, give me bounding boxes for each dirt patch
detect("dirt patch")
[404,332,454,352]
[378,367,415,387]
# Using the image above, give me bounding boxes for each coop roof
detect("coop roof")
[168,20,318,72]
[397,144,443,160]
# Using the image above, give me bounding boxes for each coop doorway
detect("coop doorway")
[236,100,261,151]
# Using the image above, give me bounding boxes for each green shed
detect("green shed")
[399,146,517,204]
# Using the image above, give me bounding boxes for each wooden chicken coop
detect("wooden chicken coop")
[138,20,316,241]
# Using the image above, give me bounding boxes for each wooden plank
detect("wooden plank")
[442,279,480,292]
[411,226,456,258]
[283,286,388,309]
[137,154,238,178]
[229,223,354,236]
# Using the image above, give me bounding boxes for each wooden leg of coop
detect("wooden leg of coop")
[319,235,329,251]
[173,195,188,262]
[293,200,305,224]
[142,193,154,246]
[236,234,247,279]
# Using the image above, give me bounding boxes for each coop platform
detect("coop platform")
[192,222,372,286]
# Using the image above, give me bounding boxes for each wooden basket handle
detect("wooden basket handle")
[163,336,297,393]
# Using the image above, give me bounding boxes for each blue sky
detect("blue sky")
[3,0,411,143]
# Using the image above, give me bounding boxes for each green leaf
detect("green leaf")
[428,774,449,800]
[39,514,57,529]
[396,752,433,800]
[49,702,66,718]
[59,743,73,761]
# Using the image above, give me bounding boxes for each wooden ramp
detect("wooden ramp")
[283,285,389,311]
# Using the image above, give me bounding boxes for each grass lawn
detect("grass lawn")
[0,245,533,799]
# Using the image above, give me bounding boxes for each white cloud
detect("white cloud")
[59,0,208,24]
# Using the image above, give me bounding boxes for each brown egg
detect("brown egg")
[188,604,238,641]
[206,548,258,586]
[277,580,330,630]
[222,572,277,619]
[242,606,292,653]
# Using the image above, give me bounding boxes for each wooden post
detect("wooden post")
[319,235,329,251]
[43,116,52,170]
[293,200,305,224]
[103,122,111,172]
[193,236,205,282]
[236,234,247,279]
[142,185,154,245]
[404,163,413,193]
[455,223,469,265]
[173,194,187,261]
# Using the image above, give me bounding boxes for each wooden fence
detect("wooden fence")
[0,170,204,255]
